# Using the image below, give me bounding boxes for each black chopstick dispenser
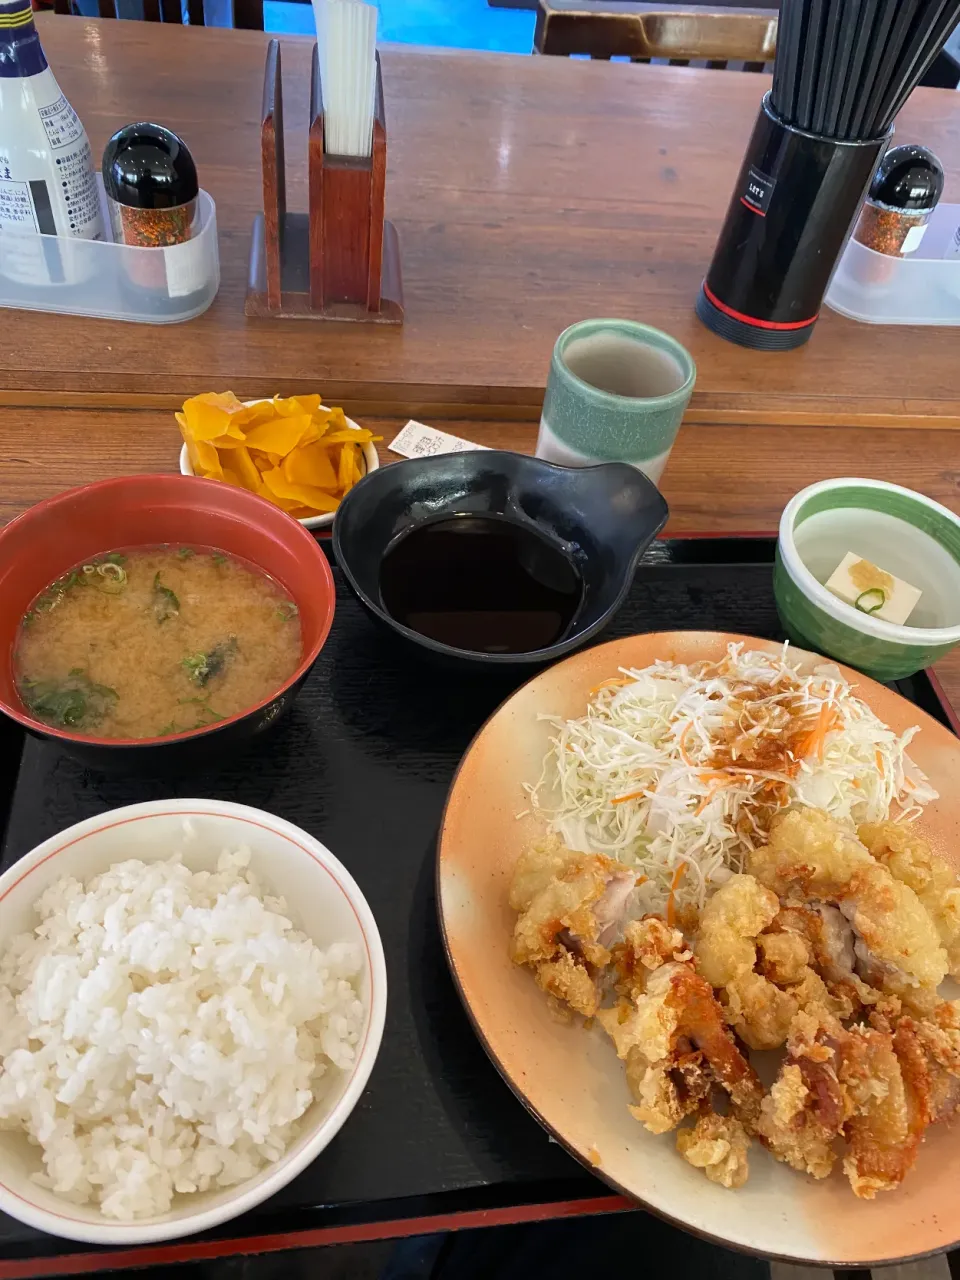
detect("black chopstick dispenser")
[696,95,890,350]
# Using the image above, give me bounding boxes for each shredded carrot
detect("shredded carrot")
[679,723,694,766]
[796,703,842,764]
[695,791,714,816]
[695,777,738,814]
[635,875,648,886]
[589,677,628,696]
[852,777,862,789]
[817,707,839,763]
[666,863,687,927]
[876,748,884,774]
[811,704,830,761]
[611,789,645,806]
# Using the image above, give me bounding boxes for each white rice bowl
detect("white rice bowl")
[0,800,386,1245]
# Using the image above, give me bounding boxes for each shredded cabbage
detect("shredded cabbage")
[529,642,937,917]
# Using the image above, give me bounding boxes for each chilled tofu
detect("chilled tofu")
[825,551,922,626]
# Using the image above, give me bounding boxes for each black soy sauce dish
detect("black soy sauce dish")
[331,451,669,671]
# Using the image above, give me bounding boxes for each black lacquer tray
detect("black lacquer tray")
[0,535,956,1278]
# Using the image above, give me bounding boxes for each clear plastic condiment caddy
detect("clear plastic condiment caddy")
[0,179,219,324]
[826,201,960,326]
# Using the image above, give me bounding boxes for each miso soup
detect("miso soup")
[15,546,302,739]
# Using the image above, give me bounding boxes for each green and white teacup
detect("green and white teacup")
[536,319,696,484]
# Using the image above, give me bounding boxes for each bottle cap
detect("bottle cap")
[868,144,944,212]
[101,123,198,210]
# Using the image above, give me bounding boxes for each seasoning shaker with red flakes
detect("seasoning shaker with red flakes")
[102,122,199,302]
[852,145,944,259]
[102,123,198,247]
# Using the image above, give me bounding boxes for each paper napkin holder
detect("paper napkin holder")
[245,39,403,324]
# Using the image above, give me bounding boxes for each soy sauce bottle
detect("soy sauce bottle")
[0,0,104,285]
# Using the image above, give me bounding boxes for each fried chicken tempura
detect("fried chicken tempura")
[757,928,811,985]
[509,808,960,1198]
[599,958,764,1134]
[757,997,960,1198]
[758,1005,850,1180]
[509,839,637,1017]
[761,905,863,1020]
[859,821,960,979]
[767,904,853,982]
[840,1003,960,1199]
[676,1111,750,1189]
[610,917,690,1001]
[723,970,799,1051]
[625,1046,712,1135]
[750,808,948,994]
[695,875,800,1050]
[843,1004,960,1200]
[788,967,858,1022]
[891,1003,960,1128]
[527,952,605,1019]
[695,875,780,987]
[841,1025,917,1199]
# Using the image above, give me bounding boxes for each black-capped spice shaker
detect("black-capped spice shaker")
[853,144,944,259]
[102,122,198,248]
[102,123,199,298]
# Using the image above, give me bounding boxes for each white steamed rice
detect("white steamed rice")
[0,843,365,1221]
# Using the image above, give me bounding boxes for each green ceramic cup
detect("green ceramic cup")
[536,319,696,484]
[775,478,960,681]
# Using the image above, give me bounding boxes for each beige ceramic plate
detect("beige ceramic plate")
[438,631,960,1268]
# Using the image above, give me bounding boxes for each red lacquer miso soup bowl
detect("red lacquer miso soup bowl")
[0,475,335,771]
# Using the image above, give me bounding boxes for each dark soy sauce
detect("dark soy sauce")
[378,514,583,653]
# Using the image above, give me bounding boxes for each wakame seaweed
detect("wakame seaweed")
[152,572,180,623]
[21,672,118,729]
[33,555,128,613]
[181,637,238,687]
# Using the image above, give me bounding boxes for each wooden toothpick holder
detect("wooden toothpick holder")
[245,39,403,323]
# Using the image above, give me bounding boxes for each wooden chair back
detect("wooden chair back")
[535,0,777,70]
[51,0,262,29]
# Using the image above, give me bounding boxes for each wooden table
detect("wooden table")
[6,16,960,427]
